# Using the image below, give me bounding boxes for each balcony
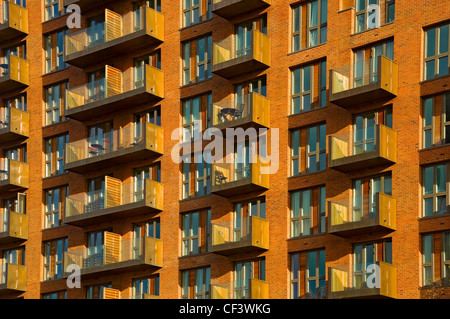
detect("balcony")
[328,261,397,299]
[0,263,27,294]
[212,0,271,19]
[212,92,270,131]
[210,216,268,256]
[0,210,28,244]
[63,0,116,12]
[100,287,161,299]
[0,159,29,193]
[328,193,396,237]
[212,155,269,197]
[0,55,29,94]
[64,176,163,227]
[64,232,163,278]
[0,107,29,143]
[329,124,397,172]
[211,279,269,299]
[329,56,398,108]
[65,8,164,68]
[212,30,270,79]
[65,123,164,174]
[65,65,164,121]
[0,2,28,41]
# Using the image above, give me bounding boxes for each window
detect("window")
[234,259,265,299]
[353,172,392,221]
[424,23,449,80]
[2,246,25,284]
[181,209,211,256]
[1,94,26,128]
[86,283,112,299]
[43,238,68,281]
[134,219,160,240]
[4,144,26,162]
[135,107,161,130]
[181,266,211,299]
[42,291,67,299]
[290,186,326,237]
[45,134,68,177]
[133,1,161,31]
[233,197,266,241]
[88,121,113,156]
[292,0,327,52]
[353,239,392,288]
[422,234,433,286]
[44,29,68,73]
[44,186,68,229]
[182,35,212,85]
[422,93,450,148]
[290,123,326,175]
[44,0,63,22]
[290,249,326,299]
[386,0,395,23]
[183,0,212,27]
[45,81,68,125]
[422,163,448,217]
[182,151,212,199]
[134,51,161,89]
[2,194,26,228]
[354,40,394,87]
[182,93,212,142]
[355,0,379,33]
[291,60,327,114]
[134,163,161,200]
[133,275,160,298]
[443,232,450,284]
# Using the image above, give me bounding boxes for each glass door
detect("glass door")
[87,69,106,103]
[88,121,113,156]
[353,243,376,289]
[234,261,252,299]
[87,15,105,47]
[87,177,105,212]
[235,143,250,181]
[86,231,104,267]
[354,112,376,155]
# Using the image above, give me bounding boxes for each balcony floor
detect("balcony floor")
[212,180,267,197]
[330,288,393,299]
[213,0,270,19]
[211,239,267,256]
[329,222,395,237]
[0,78,28,95]
[330,84,397,108]
[63,0,116,12]
[329,151,395,172]
[64,200,161,227]
[0,130,28,144]
[212,56,269,79]
[66,29,162,68]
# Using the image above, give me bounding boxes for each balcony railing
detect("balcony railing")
[0,263,27,293]
[65,65,164,121]
[0,159,29,193]
[64,233,162,278]
[212,30,270,79]
[0,211,28,244]
[65,8,164,67]
[212,92,270,130]
[210,216,269,255]
[329,56,398,108]
[0,55,29,94]
[0,2,28,41]
[328,261,397,299]
[328,193,396,237]
[212,0,271,19]
[211,279,269,299]
[211,155,269,197]
[329,124,397,172]
[64,176,163,226]
[0,107,29,143]
[65,122,164,173]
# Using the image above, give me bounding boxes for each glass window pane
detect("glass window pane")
[426,28,436,58]
[439,24,449,54]
[423,166,434,195]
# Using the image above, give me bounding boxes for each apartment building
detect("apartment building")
[0,0,449,299]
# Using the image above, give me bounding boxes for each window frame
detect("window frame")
[424,23,450,81]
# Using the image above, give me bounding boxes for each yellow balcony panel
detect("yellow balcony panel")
[212,30,270,79]
[0,2,28,41]
[211,279,268,299]
[330,56,398,108]
[210,216,269,256]
[0,55,29,94]
[65,8,164,68]
[328,193,396,237]
[0,107,29,143]
[0,210,28,245]
[212,92,270,131]
[65,65,164,121]
[328,261,397,299]
[64,177,163,227]
[211,155,269,197]
[329,124,397,172]
[64,0,116,12]
[64,233,162,279]
[65,122,163,174]
[0,263,27,294]
[0,159,29,193]
[212,0,270,19]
